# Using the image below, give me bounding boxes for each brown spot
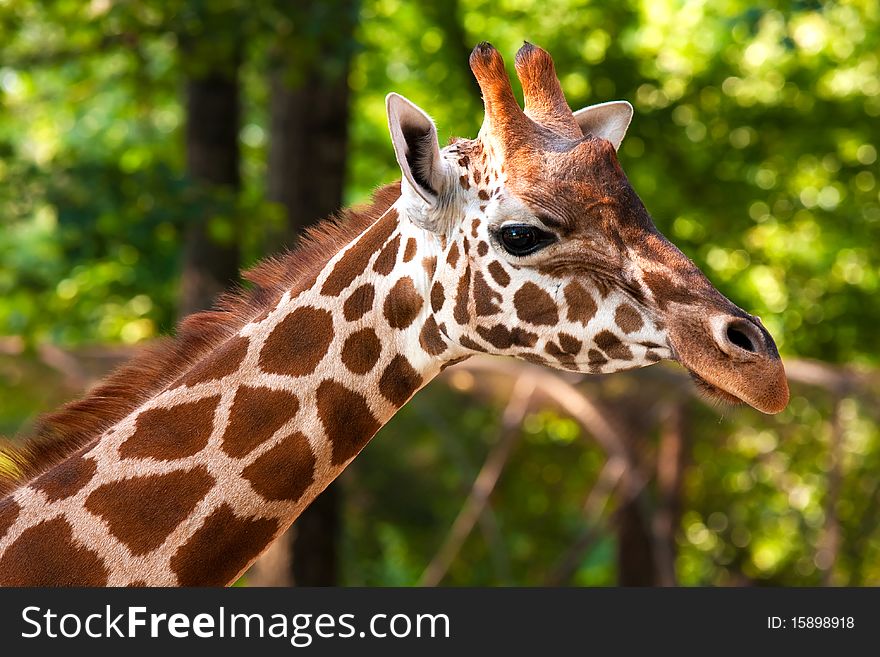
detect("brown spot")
[403,237,417,262]
[372,234,401,275]
[419,316,447,355]
[645,350,661,362]
[222,386,300,458]
[316,380,381,465]
[458,155,470,167]
[479,204,487,213]
[127,580,148,587]
[0,498,20,541]
[595,330,633,360]
[85,466,214,556]
[32,450,97,502]
[259,306,334,377]
[462,237,470,255]
[474,271,502,316]
[182,336,248,387]
[476,324,538,349]
[171,504,278,587]
[478,189,490,201]
[471,218,480,238]
[545,341,577,369]
[0,517,108,586]
[588,349,607,365]
[477,241,488,257]
[514,282,559,326]
[459,175,470,190]
[564,281,597,325]
[120,396,220,461]
[379,355,423,407]
[559,333,583,354]
[615,303,644,334]
[446,242,460,268]
[384,277,423,330]
[341,328,382,374]
[243,432,316,502]
[454,264,471,324]
[460,335,487,352]
[488,261,510,287]
[321,210,398,296]
[430,281,445,313]
[342,283,375,322]
[520,353,549,366]
[640,341,664,349]
[641,270,693,310]
[422,256,437,278]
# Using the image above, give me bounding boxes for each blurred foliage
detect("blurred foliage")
[1,0,879,585]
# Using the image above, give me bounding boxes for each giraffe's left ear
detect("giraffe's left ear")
[386,93,453,228]
[573,100,633,150]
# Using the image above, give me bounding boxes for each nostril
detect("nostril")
[726,325,756,353]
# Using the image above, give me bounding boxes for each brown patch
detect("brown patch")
[474,271,502,316]
[383,277,423,330]
[85,466,214,556]
[640,340,664,349]
[478,189,490,201]
[460,335,488,352]
[645,350,661,362]
[316,380,381,465]
[422,256,437,278]
[243,432,316,502]
[514,282,559,326]
[430,281,446,313]
[120,396,220,461]
[446,242,460,268]
[32,450,97,502]
[558,333,583,355]
[462,237,470,255]
[342,283,375,322]
[0,498,20,541]
[221,386,300,458]
[0,517,108,586]
[615,303,644,334]
[372,234,401,275]
[477,241,489,257]
[471,218,480,238]
[588,349,608,365]
[0,184,401,499]
[379,355,423,407]
[170,504,278,587]
[341,328,382,375]
[419,316,447,356]
[520,352,549,366]
[403,237,417,263]
[545,341,577,369]
[595,330,633,360]
[641,271,693,310]
[259,307,334,377]
[459,175,470,190]
[564,281,597,325]
[127,580,148,587]
[182,336,249,387]
[476,324,538,349]
[488,261,510,287]
[321,208,399,296]
[454,264,472,324]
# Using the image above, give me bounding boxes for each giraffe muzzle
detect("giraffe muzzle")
[667,309,790,414]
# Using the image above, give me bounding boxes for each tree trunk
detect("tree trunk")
[179,56,242,316]
[255,0,359,587]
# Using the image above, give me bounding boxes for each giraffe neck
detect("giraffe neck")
[0,199,465,586]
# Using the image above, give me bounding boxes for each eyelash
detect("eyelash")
[495,223,557,256]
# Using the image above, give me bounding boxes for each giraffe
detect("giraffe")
[0,42,788,586]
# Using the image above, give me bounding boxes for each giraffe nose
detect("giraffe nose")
[710,315,777,360]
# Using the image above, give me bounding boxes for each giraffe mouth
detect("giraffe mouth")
[685,370,746,407]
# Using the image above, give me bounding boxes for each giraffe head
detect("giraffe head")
[386,42,788,414]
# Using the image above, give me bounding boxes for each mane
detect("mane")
[0,182,402,497]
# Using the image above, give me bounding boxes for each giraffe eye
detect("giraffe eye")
[498,224,555,256]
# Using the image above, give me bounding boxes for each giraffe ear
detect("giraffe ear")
[572,100,633,150]
[386,93,451,215]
